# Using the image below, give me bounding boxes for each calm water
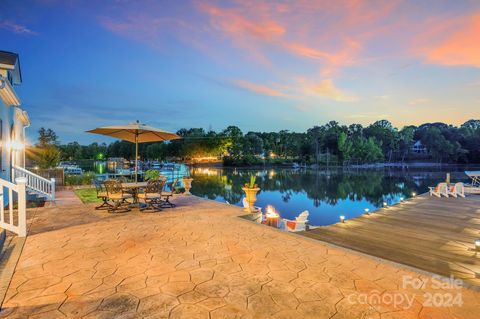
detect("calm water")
[190,167,475,226]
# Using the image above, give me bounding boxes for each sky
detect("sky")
[1,0,479,144]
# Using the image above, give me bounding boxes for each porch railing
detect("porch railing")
[13,166,55,201]
[0,177,27,237]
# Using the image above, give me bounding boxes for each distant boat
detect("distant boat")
[464,171,480,194]
[151,161,162,170]
[145,162,190,183]
[115,168,139,176]
[59,164,83,175]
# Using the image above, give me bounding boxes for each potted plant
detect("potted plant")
[242,175,260,213]
[144,169,160,181]
[182,175,194,195]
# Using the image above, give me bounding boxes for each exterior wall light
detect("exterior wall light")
[11,140,25,151]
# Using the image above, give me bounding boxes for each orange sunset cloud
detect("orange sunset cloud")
[232,80,286,97]
[304,79,356,102]
[423,15,480,67]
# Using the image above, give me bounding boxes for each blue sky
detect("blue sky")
[1,0,479,144]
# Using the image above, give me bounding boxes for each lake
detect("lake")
[189,166,477,226]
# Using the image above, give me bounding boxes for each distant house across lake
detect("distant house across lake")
[411,140,428,154]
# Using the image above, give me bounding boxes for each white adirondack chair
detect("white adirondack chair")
[429,183,448,197]
[447,184,457,198]
[446,182,466,198]
[284,210,309,232]
[296,210,309,223]
[454,182,466,198]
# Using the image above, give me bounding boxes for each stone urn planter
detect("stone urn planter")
[242,186,260,213]
[182,177,193,195]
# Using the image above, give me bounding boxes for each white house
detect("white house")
[411,140,427,154]
[0,51,30,181]
[0,50,54,237]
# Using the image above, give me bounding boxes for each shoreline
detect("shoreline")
[193,161,480,170]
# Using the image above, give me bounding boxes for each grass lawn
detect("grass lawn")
[74,188,102,204]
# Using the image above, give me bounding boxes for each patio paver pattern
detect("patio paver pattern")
[0,192,479,318]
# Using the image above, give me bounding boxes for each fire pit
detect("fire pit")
[265,205,280,228]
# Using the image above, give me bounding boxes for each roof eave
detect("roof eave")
[15,108,30,126]
[0,80,21,106]
[14,57,22,84]
[0,54,22,85]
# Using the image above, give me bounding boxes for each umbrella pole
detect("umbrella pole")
[135,133,138,182]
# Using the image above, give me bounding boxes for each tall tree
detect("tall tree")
[35,128,61,169]
[38,127,59,147]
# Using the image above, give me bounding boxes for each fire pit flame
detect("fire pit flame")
[265,205,280,218]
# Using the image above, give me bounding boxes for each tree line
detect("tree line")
[31,119,480,168]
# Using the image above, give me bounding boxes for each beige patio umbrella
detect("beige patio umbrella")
[87,121,181,181]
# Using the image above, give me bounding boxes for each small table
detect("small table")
[121,182,148,204]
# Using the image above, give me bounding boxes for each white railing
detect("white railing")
[0,177,26,237]
[12,166,55,201]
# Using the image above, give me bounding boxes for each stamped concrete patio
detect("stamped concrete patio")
[0,191,479,318]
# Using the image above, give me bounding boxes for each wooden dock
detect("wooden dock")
[301,194,480,287]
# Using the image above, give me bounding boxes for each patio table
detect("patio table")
[121,182,148,204]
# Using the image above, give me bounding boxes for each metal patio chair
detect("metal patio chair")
[104,180,133,213]
[117,176,135,195]
[138,178,166,212]
[94,179,113,210]
[161,178,178,208]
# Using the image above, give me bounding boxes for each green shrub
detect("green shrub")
[65,171,96,186]
[144,169,160,181]
[223,155,264,166]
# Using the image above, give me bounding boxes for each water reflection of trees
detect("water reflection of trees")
[190,168,447,208]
